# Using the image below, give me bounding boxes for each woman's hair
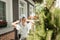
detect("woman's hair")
[21,17,26,21]
[19,17,25,22]
[22,17,25,19]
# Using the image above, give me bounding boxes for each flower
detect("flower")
[0,20,7,28]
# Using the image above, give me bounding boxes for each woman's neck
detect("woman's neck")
[22,22,26,26]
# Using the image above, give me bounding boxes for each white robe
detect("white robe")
[16,22,31,39]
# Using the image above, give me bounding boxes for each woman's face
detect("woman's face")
[22,18,26,23]
[21,18,26,26]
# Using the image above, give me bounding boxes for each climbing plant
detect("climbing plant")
[27,0,60,40]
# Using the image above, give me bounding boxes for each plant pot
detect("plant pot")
[0,20,7,28]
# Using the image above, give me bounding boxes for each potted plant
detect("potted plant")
[0,20,7,28]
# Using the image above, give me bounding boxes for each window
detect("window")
[19,1,27,18]
[19,2,25,16]
[0,1,6,21]
[29,4,34,16]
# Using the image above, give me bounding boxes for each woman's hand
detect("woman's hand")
[12,20,20,28]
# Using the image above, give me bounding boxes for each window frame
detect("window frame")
[0,1,6,21]
[29,4,34,16]
[18,0,27,19]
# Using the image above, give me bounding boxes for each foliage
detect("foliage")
[28,0,60,40]
[53,8,60,29]
[46,0,55,8]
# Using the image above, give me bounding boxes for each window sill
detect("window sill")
[0,26,14,36]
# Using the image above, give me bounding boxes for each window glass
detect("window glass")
[19,1,25,18]
[29,5,34,15]
[0,1,6,21]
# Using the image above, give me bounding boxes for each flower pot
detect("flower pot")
[0,20,7,28]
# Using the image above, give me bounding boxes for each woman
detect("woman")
[12,17,31,40]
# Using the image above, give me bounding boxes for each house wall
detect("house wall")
[28,0,35,5]
[0,0,13,27]
[0,0,35,27]
[13,0,19,22]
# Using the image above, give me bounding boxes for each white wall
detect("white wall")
[0,0,13,27]
[55,0,60,8]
